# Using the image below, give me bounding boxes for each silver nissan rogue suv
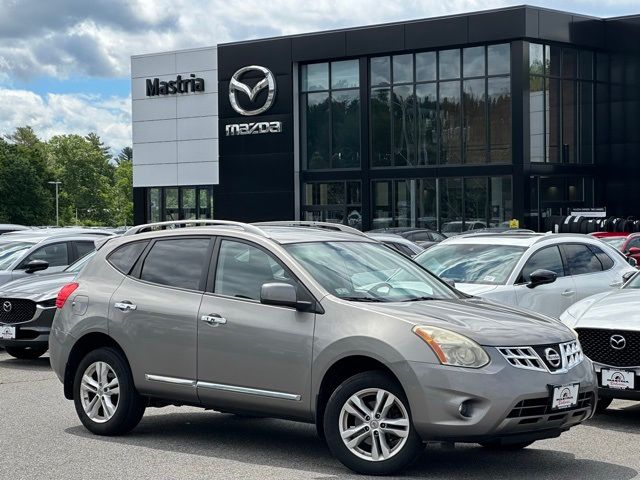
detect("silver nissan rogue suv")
[49,220,597,475]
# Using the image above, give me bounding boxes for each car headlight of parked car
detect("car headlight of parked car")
[412,325,490,368]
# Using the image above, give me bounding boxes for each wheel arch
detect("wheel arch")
[63,332,129,400]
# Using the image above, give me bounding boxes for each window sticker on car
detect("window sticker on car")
[336,287,350,295]
[483,275,496,282]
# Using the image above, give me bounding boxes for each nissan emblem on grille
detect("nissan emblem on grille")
[3,301,11,313]
[610,334,626,350]
[544,348,561,368]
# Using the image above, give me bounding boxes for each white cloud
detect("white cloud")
[0,89,131,153]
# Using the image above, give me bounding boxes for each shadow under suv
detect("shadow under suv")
[49,220,597,475]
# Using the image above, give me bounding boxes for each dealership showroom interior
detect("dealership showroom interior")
[2,2,640,479]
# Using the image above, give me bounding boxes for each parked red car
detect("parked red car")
[591,232,640,264]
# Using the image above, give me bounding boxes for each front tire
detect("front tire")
[73,347,146,436]
[323,371,423,475]
[595,397,613,414]
[5,346,47,359]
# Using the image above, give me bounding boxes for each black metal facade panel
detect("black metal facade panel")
[219,114,294,156]
[537,10,573,43]
[292,31,347,61]
[345,24,405,56]
[525,7,539,38]
[404,15,468,50]
[133,187,146,225]
[215,191,295,222]
[570,16,606,49]
[217,37,292,80]
[605,17,640,53]
[468,9,527,44]
[217,153,294,193]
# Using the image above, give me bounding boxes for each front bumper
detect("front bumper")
[593,362,640,401]
[0,306,55,349]
[403,350,597,443]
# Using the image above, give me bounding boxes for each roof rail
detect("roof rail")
[123,220,268,237]
[253,221,368,237]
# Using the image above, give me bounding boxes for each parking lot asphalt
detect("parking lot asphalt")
[1,350,639,480]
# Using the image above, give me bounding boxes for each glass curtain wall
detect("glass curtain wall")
[301,61,361,170]
[529,43,595,164]
[146,186,214,222]
[370,43,511,167]
[302,181,362,230]
[372,176,512,231]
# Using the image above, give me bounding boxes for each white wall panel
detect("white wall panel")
[132,119,177,143]
[177,162,219,185]
[131,53,175,78]
[177,116,218,141]
[133,163,178,187]
[133,142,178,165]
[177,139,219,163]
[177,93,218,118]
[132,97,177,122]
[176,48,218,73]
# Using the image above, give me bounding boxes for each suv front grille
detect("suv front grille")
[498,340,583,373]
[507,391,593,419]
[576,328,640,367]
[0,298,37,324]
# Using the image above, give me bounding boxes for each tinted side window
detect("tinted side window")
[394,243,416,257]
[22,242,69,267]
[140,238,211,290]
[214,240,294,300]
[588,244,614,270]
[409,232,430,242]
[626,237,640,252]
[74,241,95,260]
[108,241,149,275]
[521,246,565,282]
[563,244,602,275]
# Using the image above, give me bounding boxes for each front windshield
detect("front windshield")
[600,237,626,250]
[65,251,96,273]
[285,241,457,302]
[415,243,526,285]
[0,241,34,270]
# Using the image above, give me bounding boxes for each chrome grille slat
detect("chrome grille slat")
[498,340,584,374]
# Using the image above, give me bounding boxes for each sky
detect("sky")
[0,0,638,153]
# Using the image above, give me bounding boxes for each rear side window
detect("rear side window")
[521,246,565,282]
[588,244,614,270]
[74,241,95,260]
[140,238,211,290]
[562,244,602,275]
[626,237,640,252]
[108,241,149,275]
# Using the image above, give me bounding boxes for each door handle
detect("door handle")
[561,290,575,297]
[201,314,227,326]
[114,301,137,311]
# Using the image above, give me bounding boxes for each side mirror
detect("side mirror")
[260,282,312,311]
[24,259,49,274]
[623,271,636,284]
[629,247,640,255]
[628,257,638,268]
[526,269,557,289]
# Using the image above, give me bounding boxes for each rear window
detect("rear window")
[562,244,602,275]
[588,244,614,270]
[108,241,149,275]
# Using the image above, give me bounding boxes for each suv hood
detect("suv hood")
[361,297,574,346]
[574,289,640,331]
[453,283,499,296]
[0,272,76,300]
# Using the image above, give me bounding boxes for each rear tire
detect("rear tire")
[73,347,146,436]
[323,371,423,475]
[595,397,613,414]
[5,346,47,359]
[480,440,535,450]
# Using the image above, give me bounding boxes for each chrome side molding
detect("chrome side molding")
[197,381,301,401]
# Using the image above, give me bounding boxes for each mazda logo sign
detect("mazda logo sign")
[544,347,561,368]
[610,334,626,350]
[2,301,12,313]
[229,65,277,116]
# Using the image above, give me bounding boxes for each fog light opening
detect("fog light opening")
[459,400,473,419]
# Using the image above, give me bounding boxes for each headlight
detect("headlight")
[413,325,490,368]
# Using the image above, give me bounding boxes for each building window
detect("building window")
[146,186,214,223]
[370,43,511,168]
[301,61,361,170]
[302,181,362,229]
[372,176,512,232]
[529,43,595,164]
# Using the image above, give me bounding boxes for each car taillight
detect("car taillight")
[56,282,79,309]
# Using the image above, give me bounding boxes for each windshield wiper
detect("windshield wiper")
[341,296,385,302]
[401,296,439,302]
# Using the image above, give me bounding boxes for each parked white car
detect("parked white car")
[415,232,637,318]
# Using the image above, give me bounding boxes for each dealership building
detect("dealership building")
[131,5,640,232]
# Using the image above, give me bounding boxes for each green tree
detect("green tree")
[111,150,133,226]
[0,127,54,225]
[47,134,115,225]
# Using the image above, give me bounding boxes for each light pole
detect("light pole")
[48,181,61,226]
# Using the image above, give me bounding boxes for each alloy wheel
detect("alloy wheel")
[80,361,120,424]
